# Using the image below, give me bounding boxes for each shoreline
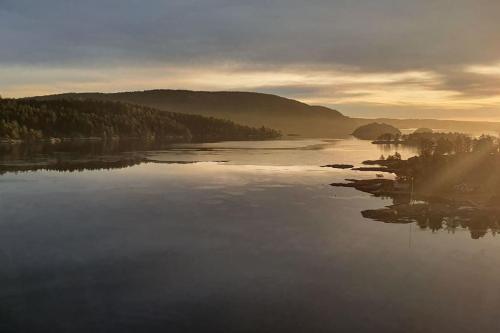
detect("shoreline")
[331,157,500,221]
[0,135,283,146]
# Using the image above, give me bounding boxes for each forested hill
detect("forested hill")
[0,99,280,142]
[31,90,356,137]
[31,90,500,137]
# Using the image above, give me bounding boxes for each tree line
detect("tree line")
[379,132,498,156]
[382,132,500,201]
[0,99,281,142]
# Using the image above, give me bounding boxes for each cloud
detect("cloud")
[1,0,500,118]
[436,70,500,99]
[2,0,500,70]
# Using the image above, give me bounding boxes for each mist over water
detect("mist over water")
[2,138,500,333]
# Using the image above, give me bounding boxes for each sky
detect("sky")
[1,0,500,120]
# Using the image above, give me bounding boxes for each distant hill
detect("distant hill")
[30,90,500,137]
[30,90,357,137]
[0,99,280,142]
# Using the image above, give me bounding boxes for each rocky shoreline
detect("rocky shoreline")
[331,178,409,197]
[329,156,500,236]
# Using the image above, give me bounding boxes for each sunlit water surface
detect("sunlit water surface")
[1,138,500,333]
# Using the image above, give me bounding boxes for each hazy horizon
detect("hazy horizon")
[1,0,500,120]
[12,87,500,123]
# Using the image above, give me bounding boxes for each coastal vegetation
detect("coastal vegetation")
[354,133,500,202]
[378,134,499,199]
[373,131,473,148]
[332,132,500,238]
[0,99,280,143]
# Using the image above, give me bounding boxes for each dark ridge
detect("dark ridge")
[27,89,500,137]
[0,98,280,143]
[27,90,356,137]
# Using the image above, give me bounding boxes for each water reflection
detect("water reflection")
[0,140,222,174]
[3,138,493,240]
[0,139,176,162]
[360,197,500,239]
[2,138,500,332]
[0,137,417,173]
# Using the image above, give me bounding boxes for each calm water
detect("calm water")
[1,138,500,333]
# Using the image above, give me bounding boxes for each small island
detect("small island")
[413,127,433,134]
[352,122,401,140]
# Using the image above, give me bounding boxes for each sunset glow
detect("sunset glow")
[2,0,499,120]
